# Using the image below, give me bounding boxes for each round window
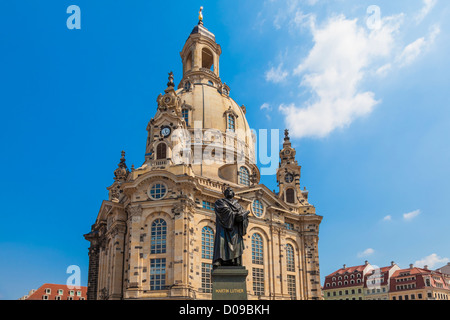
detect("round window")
[252,199,264,218]
[149,183,167,200]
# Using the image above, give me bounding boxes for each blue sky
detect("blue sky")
[0,0,449,299]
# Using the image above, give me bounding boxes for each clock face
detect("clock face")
[160,126,171,138]
[285,173,294,183]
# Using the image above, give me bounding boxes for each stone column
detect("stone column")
[84,229,99,300]
[109,222,127,299]
[125,205,143,299]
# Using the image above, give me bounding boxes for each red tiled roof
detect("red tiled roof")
[26,283,87,300]
[326,264,367,278]
[323,265,369,289]
[389,268,450,292]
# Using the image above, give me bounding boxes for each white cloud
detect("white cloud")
[415,0,437,23]
[260,103,272,111]
[279,14,402,139]
[403,209,421,221]
[358,248,375,258]
[265,63,289,83]
[397,24,440,67]
[415,253,449,269]
[383,215,392,222]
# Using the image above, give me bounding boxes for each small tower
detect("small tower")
[178,7,222,89]
[277,129,302,205]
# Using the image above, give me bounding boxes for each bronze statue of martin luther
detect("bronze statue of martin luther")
[213,187,250,269]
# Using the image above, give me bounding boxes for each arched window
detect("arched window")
[202,48,214,70]
[252,199,264,217]
[251,233,264,265]
[151,219,167,254]
[239,166,250,186]
[201,226,214,293]
[286,244,295,272]
[182,109,189,126]
[286,188,295,204]
[185,51,192,72]
[156,143,167,160]
[252,233,264,296]
[201,226,214,260]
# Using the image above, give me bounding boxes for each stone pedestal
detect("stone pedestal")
[211,266,248,300]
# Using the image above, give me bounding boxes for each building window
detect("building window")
[227,114,235,131]
[251,233,264,265]
[151,219,167,254]
[55,296,61,300]
[287,275,296,299]
[286,188,295,204]
[77,291,81,296]
[202,200,214,211]
[67,296,73,300]
[252,267,265,296]
[45,288,51,294]
[286,244,295,272]
[239,166,250,186]
[182,109,189,126]
[156,143,167,160]
[150,258,166,290]
[69,290,74,296]
[42,295,48,300]
[285,222,294,230]
[149,183,167,200]
[202,226,214,259]
[252,199,264,217]
[201,262,213,293]
[58,289,63,295]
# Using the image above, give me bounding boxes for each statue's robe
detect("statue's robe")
[213,198,249,265]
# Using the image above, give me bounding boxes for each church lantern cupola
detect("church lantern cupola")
[179,7,222,90]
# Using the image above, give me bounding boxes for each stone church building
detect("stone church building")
[84,17,323,300]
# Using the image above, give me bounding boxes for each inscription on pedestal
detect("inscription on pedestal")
[211,266,248,300]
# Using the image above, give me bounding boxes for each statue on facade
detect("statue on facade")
[213,187,250,268]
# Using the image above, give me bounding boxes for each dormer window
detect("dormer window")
[182,109,189,126]
[227,114,235,131]
[183,80,191,91]
[239,166,250,186]
[224,106,238,132]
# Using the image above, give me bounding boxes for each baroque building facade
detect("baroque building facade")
[84,18,323,300]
